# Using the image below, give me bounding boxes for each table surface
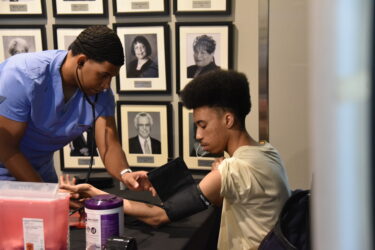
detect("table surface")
[70,181,221,250]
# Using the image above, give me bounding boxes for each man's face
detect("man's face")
[137,116,151,139]
[193,106,227,154]
[134,42,147,60]
[193,46,214,67]
[78,60,120,96]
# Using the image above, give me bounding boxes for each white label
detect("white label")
[23,218,45,250]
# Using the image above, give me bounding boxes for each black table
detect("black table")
[70,182,221,250]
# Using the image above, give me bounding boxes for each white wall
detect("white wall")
[269,0,310,189]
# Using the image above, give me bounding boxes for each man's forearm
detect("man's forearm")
[3,151,42,182]
[123,199,170,227]
[101,142,130,180]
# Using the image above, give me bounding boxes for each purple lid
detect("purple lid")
[84,194,123,210]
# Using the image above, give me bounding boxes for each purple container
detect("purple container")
[84,194,124,249]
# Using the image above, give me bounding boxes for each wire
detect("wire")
[75,65,98,183]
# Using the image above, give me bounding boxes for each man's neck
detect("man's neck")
[60,51,78,102]
[226,131,260,156]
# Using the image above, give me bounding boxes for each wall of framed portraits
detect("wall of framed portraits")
[0,0,310,189]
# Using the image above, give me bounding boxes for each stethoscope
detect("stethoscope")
[76,62,98,183]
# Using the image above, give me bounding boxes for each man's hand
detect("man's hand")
[121,171,156,196]
[59,175,107,208]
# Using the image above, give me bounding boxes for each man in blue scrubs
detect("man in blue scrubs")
[0,26,151,190]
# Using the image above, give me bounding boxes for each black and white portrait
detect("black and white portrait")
[124,34,159,78]
[186,33,221,78]
[3,36,35,59]
[69,129,98,157]
[128,111,161,154]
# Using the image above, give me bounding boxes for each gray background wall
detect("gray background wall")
[0,0,311,190]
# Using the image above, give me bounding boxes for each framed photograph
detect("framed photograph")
[52,0,108,17]
[52,24,91,50]
[114,23,171,95]
[60,128,105,170]
[113,0,169,16]
[0,0,46,17]
[178,103,224,170]
[174,0,231,15]
[0,25,46,62]
[176,22,233,92]
[117,101,173,168]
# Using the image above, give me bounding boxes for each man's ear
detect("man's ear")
[76,54,87,66]
[224,112,235,129]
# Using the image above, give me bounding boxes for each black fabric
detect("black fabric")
[147,157,195,202]
[147,157,209,222]
[163,184,209,221]
[258,189,311,250]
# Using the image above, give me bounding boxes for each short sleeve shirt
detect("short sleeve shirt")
[0,50,115,182]
[218,143,291,250]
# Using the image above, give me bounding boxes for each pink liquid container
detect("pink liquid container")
[0,181,70,250]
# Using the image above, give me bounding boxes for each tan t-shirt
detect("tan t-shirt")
[218,143,290,250]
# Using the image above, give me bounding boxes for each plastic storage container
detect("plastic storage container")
[85,194,124,249]
[0,181,70,250]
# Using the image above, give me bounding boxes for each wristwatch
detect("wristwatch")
[120,168,132,177]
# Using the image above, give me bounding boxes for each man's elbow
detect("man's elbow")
[145,213,170,228]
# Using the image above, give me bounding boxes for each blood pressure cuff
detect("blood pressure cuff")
[147,157,211,221]
[163,184,211,221]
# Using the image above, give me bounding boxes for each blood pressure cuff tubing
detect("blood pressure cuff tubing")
[163,184,211,222]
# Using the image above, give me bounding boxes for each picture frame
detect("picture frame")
[176,22,233,93]
[117,101,173,168]
[0,25,47,62]
[113,0,169,16]
[52,0,108,17]
[174,0,231,15]
[178,103,224,170]
[0,0,46,17]
[60,127,105,170]
[114,23,171,95]
[52,24,91,50]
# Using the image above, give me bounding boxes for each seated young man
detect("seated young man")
[60,70,291,250]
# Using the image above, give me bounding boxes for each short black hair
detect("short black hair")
[69,25,124,66]
[131,36,152,57]
[180,70,251,126]
[193,35,216,54]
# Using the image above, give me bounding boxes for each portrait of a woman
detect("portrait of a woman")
[126,35,159,78]
[187,34,220,78]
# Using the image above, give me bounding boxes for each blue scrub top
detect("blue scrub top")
[0,50,115,182]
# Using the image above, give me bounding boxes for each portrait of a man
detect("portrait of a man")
[69,129,98,157]
[128,112,161,154]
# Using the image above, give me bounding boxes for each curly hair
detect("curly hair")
[69,25,124,66]
[193,35,216,54]
[130,36,152,57]
[180,70,251,126]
